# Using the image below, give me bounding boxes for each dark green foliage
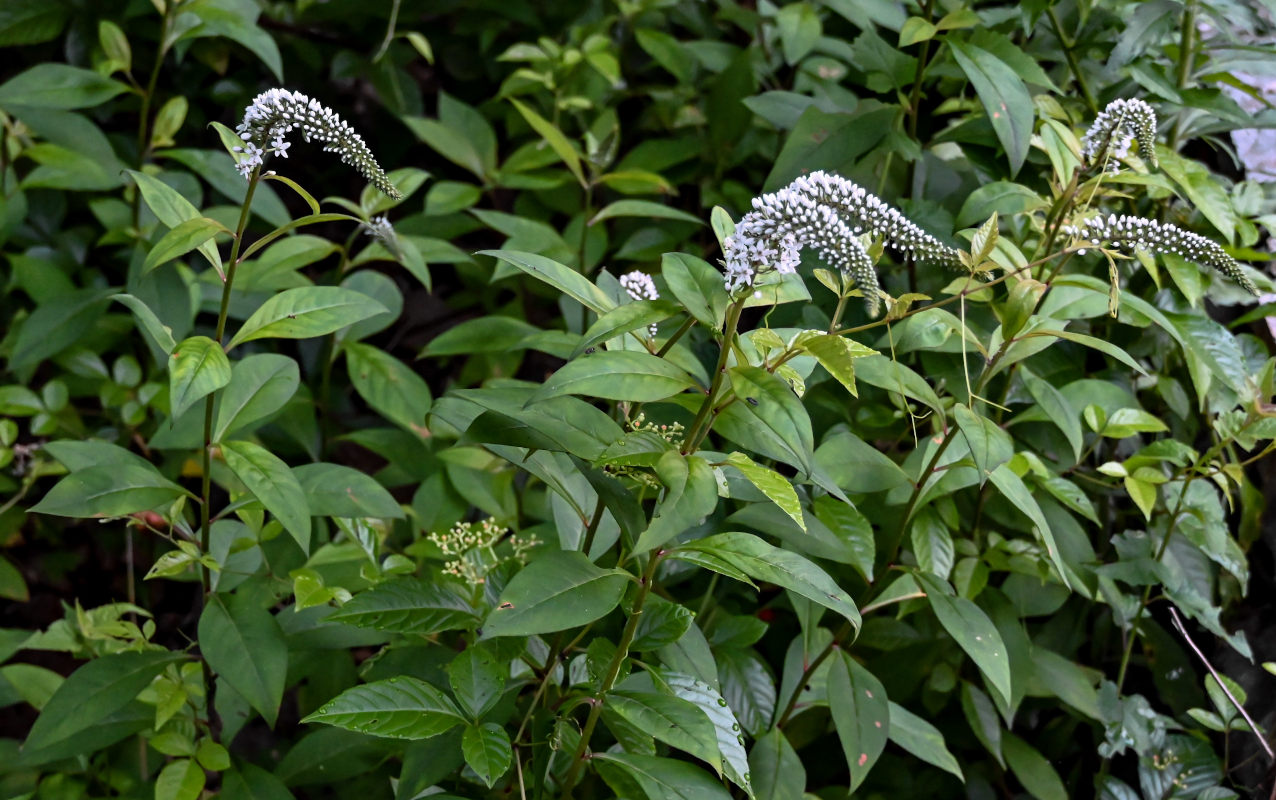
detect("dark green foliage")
[2,1,1276,799]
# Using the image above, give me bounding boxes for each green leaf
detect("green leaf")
[111,293,177,355]
[0,64,126,110]
[676,532,860,631]
[812,496,876,582]
[664,673,752,794]
[228,288,388,350]
[764,106,895,190]
[127,171,222,274]
[220,763,294,800]
[199,595,287,728]
[238,214,362,261]
[729,366,815,474]
[605,691,722,774]
[635,452,719,552]
[726,452,805,532]
[828,650,890,791]
[508,98,585,187]
[1025,329,1148,376]
[462,723,512,787]
[294,463,404,519]
[0,1,68,47]
[916,572,1011,707]
[143,217,228,274]
[1020,366,1082,462]
[478,250,616,314]
[212,354,299,441]
[749,727,806,800]
[887,701,963,780]
[302,677,465,739]
[1002,733,1068,800]
[220,440,311,553]
[594,753,733,800]
[168,336,231,418]
[327,578,478,634]
[1157,147,1238,243]
[853,355,946,420]
[448,646,506,720]
[590,199,703,226]
[31,463,187,518]
[23,650,183,751]
[345,342,432,435]
[662,252,728,330]
[194,738,230,771]
[949,40,1034,176]
[481,550,630,638]
[575,299,682,356]
[402,92,496,180]
[9,287,114,370]
[953,403,1013,482]
[987,464,1070,586]
[530,350,698,404]
[910,507,955,579]
[802,333,877,396]
[422,316,539,356]
[1100,408,1168,439]
[155,758,205,800]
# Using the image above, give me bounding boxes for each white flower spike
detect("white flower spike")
[1062,214,1259,296]
[619,270,660,339]
[723,170,960,316]
[233,88,402,199]
[1081,99,1158,173]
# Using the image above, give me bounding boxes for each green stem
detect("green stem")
[1170,0,1198,148]
[682,300,744,454]
[560,553,662,798]
[1046,5,1097,113]
[776,619,854,728]
[579,496,606,556]
[656,316,695,358]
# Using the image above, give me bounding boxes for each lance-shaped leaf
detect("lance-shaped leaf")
[674,532,859,631]
[634,452,718,552]
[664,672,752,794]
[111,293,176,354]
[916,572,1011,708]
[199,595,287,728]
[23,650,184,751]
[827,650,890,791]
[478,250,615,314]
[220,440,311,552]
[127,170,222,273]
[728,366,815,474]
[143,216,228,274]
[594,753,733,800]
[302,677,465,739]
[327,578,477,634]
[212,354,299,441]
[887,701,963,780]
[605,690,723,774]
[802,333,877,396]
[529,350,698,404]
[31,463,188,518]
[345,342,432,435]
[228,287,388,350]
[949,40,1033,176]
[481,550,630,638]
[726,451,805,532]
[168,335,231,418]
[573,299,683,357]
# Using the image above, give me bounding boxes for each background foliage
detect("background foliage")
[2,0,1276,798]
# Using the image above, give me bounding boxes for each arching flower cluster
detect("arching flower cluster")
[723,170,960,315]
[1081,99,1158,173]
[1062,214,1258,296]
[619,270,660,339]
[233,88,402,199]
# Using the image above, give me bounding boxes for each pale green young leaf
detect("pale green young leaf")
[726,452,805,531]
[802,333,878,397]
[509,97,585,187]
[143,217,228,274]
[155,758,205,800]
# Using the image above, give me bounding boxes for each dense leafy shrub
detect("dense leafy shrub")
[2,1,1276,799]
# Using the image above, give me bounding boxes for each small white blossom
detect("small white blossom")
[722,170,961,315]
[1082,99,1158,173]
[361,214,403,260]
[233,88,401,198]
[620,270,660,338]
[1062,213,1258,295]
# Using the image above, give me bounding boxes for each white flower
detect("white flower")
[361,214,403,259]
[721,170,961,315]
[1062,213,1258,295]
[620,270,660,338]
[233,88,401,198]
[1082,99,1158,173]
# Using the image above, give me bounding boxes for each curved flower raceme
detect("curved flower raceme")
[619,270,660,339]
[723,170,960,315]
[1081,98,1158,173]
[233,88,402,199]
[1062,214,1259,296]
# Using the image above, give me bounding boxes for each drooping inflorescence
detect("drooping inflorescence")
[723,170,961,316]
[233,88,402,199]
[619,270,660,339]
[1062,214,1259,295]
[1081,98,1158,173]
